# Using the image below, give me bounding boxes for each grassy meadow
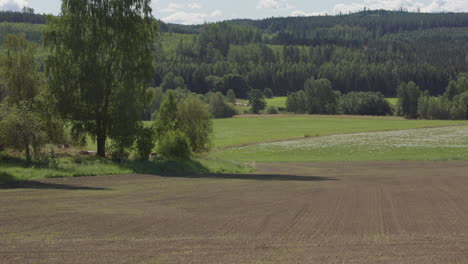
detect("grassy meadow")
[2,114,468,184]
[211,115,468,148]
[211,125,468,162]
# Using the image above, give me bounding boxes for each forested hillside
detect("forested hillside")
[1,10,468,97]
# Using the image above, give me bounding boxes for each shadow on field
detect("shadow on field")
[158,173,339,182]
[0,172,16,185]
[0,180,110,191]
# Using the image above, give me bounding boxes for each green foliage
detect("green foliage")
[0,102,48,162]
[135,127,156,160]
[44,0,157,157]
[161,72,185,90]
[263,88,273,99]
[0,33,41,104]
[286,91,306,113]
[444,75,468,100]
[223,74,250,99]
[340,92,393,116]
[417,96,452,120]
[154,90,179,138]
[143,87,164,121]
[248,89,266,114]
[397,81,421,119]
[177,95,213,153]
[157,130,192,160]
[206,92,237,118]
[205,75,224,93]
[226,89,236,103]
[304,78,338,114]
[264,105,278,115]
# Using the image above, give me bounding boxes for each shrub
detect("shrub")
[178,95,213,153]
[264,105,278,114]
[248,89,266,114]
[226,89,236,103]
[339,91,393,116]
[0,101,48,162]
[286,91,306,113]
[135,127,156,160]
[397,81,421,119]
[264,88,273,99]
[304,78,338,114]
[206,92,237,118]
[157,130,192,160]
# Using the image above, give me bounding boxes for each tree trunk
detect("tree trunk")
[97,133,106,158]
[25,144,31,164]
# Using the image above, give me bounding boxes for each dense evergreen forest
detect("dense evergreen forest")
[1,9,468,98]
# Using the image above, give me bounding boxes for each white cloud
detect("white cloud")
[291,10,326,17]
[188,3,202,9]
[160,2,204,13]
[162,9,223,25]
[332,0,468,14]
[257,0,294,9]
[210,9,223,17]
[0,0,29,11]
[291,0,468,17]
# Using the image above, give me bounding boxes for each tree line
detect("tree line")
[2,10,468,98]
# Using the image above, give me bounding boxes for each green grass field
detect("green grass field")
[211,125,468,162]
[387,98,398,106]
[2,115,468,184]
[0,157,252,184]
[212,115,468,148]
[266,97,287,108]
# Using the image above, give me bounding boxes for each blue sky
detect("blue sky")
[1,0,467,24]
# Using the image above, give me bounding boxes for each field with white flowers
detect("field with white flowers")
[212,125,468,162]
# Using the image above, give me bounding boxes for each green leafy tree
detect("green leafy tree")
[0,102,47,163]
[206,92,237,118]
[397,81,421,119]
[177,95,213,153]
[0,33,41,104]
[135,127,156,160]
[248,89,266,114]
[44,0,157,157]
[223,74,250,98]
[264,88,273,99]
[444,75,468,100]
[157,130,192,160]
[286,91,306,114]
[154,90,179,139]
[304,78,338,114]
[226,89,236,103]
[161,72,185,90]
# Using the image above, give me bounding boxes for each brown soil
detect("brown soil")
[1,161,468,263]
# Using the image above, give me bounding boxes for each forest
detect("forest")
[0,9,467,99]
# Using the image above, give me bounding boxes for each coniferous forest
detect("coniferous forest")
[1,9,468,99]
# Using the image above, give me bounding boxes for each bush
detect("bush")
[206,92,237,118]
[304,78,338,114]
[226,89,236,103]
[157,130,192,160]
[286,91,306,113]
[178,95,213,153]
[135,127,156,160]
[248,89,266,114]
[397,81,421,119]
[339,91,393,116]
[264,88,273,99]
[0,101,48,162]
[264,105,278,114]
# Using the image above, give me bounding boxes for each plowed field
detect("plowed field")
[1,161,468,263]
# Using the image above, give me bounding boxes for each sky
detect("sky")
[1,0,468,25]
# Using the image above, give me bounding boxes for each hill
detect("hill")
[1,10,468,97]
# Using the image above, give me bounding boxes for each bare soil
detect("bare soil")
[1,161,468,263]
